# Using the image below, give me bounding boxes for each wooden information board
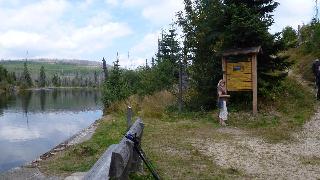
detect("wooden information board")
[226,60,252,91]
[222,46,261,114]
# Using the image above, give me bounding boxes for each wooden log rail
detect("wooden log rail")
[84,116,144,180]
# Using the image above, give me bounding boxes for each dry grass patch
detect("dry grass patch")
[136,114,247,179]
[300,156,320,166]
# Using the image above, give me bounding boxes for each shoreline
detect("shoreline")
[30,118,102,166]
[26,86,101,91]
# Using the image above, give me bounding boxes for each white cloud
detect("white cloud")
[120,31,160,68]
[0,31,42,49]
[131,32,159,55]
[122,0,148,8]
[78,0,95,9]
[0,0,68,31]
[0,0,313,64]
[105,0,119,6]
[0,22,132,59]
[141,0,184,24]
[0,0,133,60]
[271,0,314,32]
[120,0,184,24]
[118,54,146,69]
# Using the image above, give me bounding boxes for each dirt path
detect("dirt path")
[191,74,320,179]
[191,114,320,179]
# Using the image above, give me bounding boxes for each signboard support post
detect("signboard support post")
[222,56,226,81]
[252,55,258,115]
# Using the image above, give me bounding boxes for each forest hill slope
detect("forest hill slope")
[0,59,109,87]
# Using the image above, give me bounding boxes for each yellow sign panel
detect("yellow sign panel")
[226,61,252,91]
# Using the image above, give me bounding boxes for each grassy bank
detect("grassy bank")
[38,76,316,178]
[228,77,316,142]
[285,48,317,82]
[38,115,127,177]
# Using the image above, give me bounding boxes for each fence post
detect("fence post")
[84,118,144,180]
[129,120,144,173]
[127,106,132,129]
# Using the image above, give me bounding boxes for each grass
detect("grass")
[133,114,246,179]
[284,48,317,82]
[228,77,316,143]
[300,156,320,165]
[38,115,127,176]
[38,75,317,178]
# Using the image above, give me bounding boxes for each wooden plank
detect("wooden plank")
[109,139,133,179]
[222,46,261,56]
[84,118,144,180]
[227,83,252,91]
[226,60,252,91]
[127,118,144,173]
[84,144,117,180]
[227,88,252,92]
[227,74,252,81]
[127,118,144,139]
[222,57,226,82]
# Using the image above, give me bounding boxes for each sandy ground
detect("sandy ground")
[191,109,320,179]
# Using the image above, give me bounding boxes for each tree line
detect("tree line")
[0,65,16,92]
[0,61,103,91]
[103,0,294,110]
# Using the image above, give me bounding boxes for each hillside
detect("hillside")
[0,59,110,87]
[0,59,105,76]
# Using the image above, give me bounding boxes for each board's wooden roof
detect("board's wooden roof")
[222,46,262,56]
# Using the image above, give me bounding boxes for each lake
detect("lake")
[0,89,103,173]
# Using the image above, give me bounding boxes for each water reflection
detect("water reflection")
[0,89,102,173]
[40,90,46,111]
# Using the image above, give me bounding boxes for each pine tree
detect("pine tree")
[21,61,33,88]
[52,74,60,87]
[102,57,108,81]
[103,53,129,106]
[177,0,291,109]
[156,27,182,83]
[94,71,98,87]
[281,26,298,48]
[39,66,46,87]
[223,0,291,92]
[157,27,181,64]
[177,0,225,109]
[0,65,8,82]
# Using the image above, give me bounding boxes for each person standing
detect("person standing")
[312,59,320,100]
[217,79,230,126]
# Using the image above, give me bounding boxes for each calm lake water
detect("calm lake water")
[0,89,103,173]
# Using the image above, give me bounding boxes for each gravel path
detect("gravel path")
[191,111,320,179]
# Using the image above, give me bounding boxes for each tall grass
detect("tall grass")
[140,91,175,118]
[106,91,175,118]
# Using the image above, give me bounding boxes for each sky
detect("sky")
[0,0,316,68]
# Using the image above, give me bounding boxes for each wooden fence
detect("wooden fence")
[84,107,144,180]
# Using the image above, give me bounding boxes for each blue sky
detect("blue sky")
[0,0,315,67]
